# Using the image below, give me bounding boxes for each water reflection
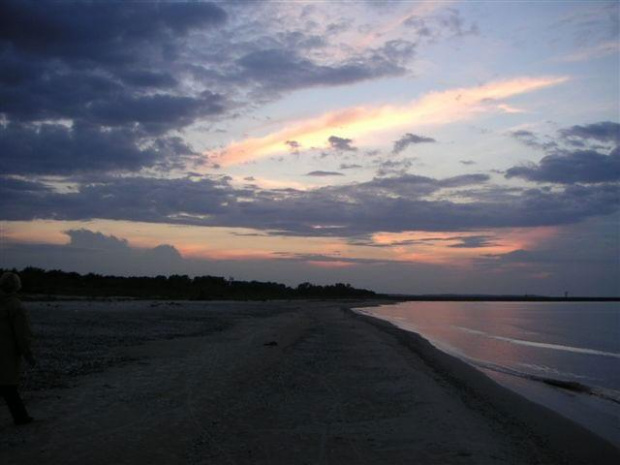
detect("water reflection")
[365,301,620,391]
[361,301,620,445]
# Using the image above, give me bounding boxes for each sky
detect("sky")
[0,0,619,296]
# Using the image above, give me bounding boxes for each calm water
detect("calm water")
[356,301,620,446]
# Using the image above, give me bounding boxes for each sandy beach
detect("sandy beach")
[1,300,618,465]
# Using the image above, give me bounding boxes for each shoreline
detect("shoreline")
[352,300,620,448]
[1,299,618,464]
[348,303,620,463]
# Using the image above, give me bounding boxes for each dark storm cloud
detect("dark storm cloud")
[507,121,620,184]
[505,149,620,184]
[0,1,229,175]
[0,177,52,194]
[560,121,620,145]
[3,172,617,237]
[0,1,227,63]
[392,133,436,154]
[0,61,227,133]
[224,178,617,236]
[328,136,357,151]
[184,31,415,103]
[235,48,403,92]
[117,70,178,89]
[0,122,196,175]
[86,91,226,134]
[0,0,228,124]
[0,176,240,223]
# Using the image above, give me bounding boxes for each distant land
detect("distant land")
[388,294,620,302]
[3,267,618,302]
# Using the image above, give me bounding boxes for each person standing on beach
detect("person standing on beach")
[0,272,36,426]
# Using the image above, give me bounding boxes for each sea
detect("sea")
[355,301,620,446]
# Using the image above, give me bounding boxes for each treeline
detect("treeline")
[2,267,377,300]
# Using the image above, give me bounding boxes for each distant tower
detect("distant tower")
[564,291,568,299]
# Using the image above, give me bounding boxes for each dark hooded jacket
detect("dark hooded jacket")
[0,291,33,385]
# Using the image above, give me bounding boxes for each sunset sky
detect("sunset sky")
[1,0,619,295]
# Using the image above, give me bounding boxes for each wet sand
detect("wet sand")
[1,300,618,464]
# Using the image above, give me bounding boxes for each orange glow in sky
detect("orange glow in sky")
[3,220,559,268]
[213,76,567,166]
[368,228,558,266]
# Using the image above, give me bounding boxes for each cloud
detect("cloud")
[560,121,620,145]
[66,229,129,252]
[375,158,415,177]
[328,135,357,151]
[0,122,197,175]
[339,163,362,170]
[273,252,389,268]
[0,67,227,135]
[551,3,619,50]
[0,175,238,223]
[505,150,620,184]
[2,228,184,276]
[214,76,568,165]
[0,1,228,129]
[87,92,226,135]
[511,129,558,151]
[285,140,301,152]
[3,170,617,238]
[437,174,491,188]
[507,121,620,184]
[0,1,227,62]
[0,1,231,175]
[234,48,403,93]
[67,228,183,263]
[556,40,620,62]
[448,235,497,248]
[358,2,471,52]
[392,133,436,154]
[179,3,446,104]
[306,171,344,177]
[438,8,479,38]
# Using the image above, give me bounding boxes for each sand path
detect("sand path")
[1,301,618,464]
